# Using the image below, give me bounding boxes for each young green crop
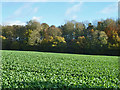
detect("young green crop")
[1,50,120,88]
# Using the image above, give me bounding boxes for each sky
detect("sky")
[2,2,118,27]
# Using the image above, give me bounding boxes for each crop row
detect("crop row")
[1,50,120,88]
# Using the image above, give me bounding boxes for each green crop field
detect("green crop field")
[1,50,120,88]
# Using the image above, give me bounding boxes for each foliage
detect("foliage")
[46,25,62,38]
[10,41,20,50]
[2,50,119,88]
[28,30,41,46]
[62,21,75,42]
[1,18,120,55]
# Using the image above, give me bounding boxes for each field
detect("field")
[1,50,120,88]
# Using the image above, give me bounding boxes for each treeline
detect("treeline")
[1,18,120,55]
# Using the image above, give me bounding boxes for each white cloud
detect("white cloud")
[6,3,34,20]
[14,3,33,16]
[3,21,26,26]
[65,2,83,16]
[99,3,118,14]
[72,15,77,20]
[6,3,39,21]
[32,16,43,21]
[33,7,38,13]
[65,2,83,20]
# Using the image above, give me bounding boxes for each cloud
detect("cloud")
[32,16,43,21]
[65,2,83,20]
[14,3,33,16]
[72,15,77,20]
[99,3,118,14]
[33,7,38,13]
[6,3,39,20]
[6,3,32,20]
[65,2,83,16]
[3,20,26,26]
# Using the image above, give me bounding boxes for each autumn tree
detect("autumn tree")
[46,25,62,38]
[28,20,42,46]
[61,21,74,42]
[74,22,85,39]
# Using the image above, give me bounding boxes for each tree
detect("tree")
[99,31,108,45]
[74,22,85,39]
[10,41,20,50]
[97,21,104,31]
[46,25,62,38]
[2,26,14,40]
[62,21,74,42]
[1,18,120,55]
[76,36,86,49]
[28,29,41,46]
[27,20,44,46]
[26,20,41,30]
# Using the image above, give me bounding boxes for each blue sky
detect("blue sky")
[2,2,118,27]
